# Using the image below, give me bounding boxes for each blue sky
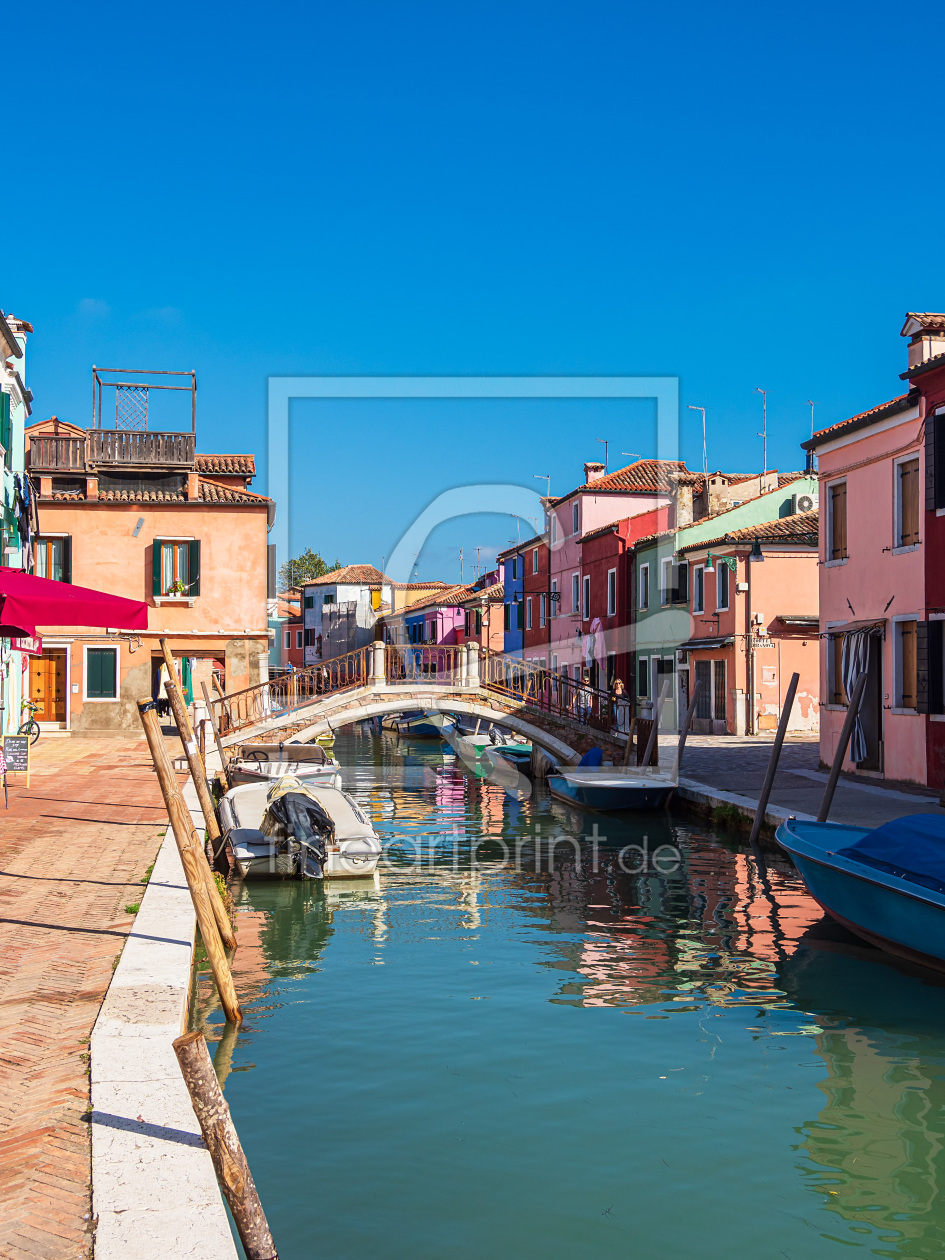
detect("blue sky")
[10,0,945,580]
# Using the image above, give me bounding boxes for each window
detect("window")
[533,548,539,574]
[637,656,649,698]
[0,391,9,464]
[504,602,511,632]
[475,609,482,635]
[323,593,333,605]
[539,594,546,627]
[296,630,303,649]
[583,575,590,620]
[692,565,705,614]
[716,562,730,611]
[639,564,649,610]
[572,503,580,535]
[551,514,558,544]
[897,457,920,548]
[511,557,518,580]
[607,568,617,617]
[826,632,846,705]
[661,559,689,605]
[895,619,918,709]
[304,594,314,609]
[304,628,316,647]
[152,539,200,598]
[828,481,847,560]
[526,597,533,630]
[572,573,580,613]
[552,653,558,673]
[86,647,117,700]
[35,536,71,583]
[607,652,617,690]
[284,630,290,649]
[934,411,945,512]
[551,578,558,617]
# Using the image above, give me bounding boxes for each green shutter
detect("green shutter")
[0,392,9,461]
[62,536,72,584]
[152,540,163,596]
[188,540,201,596]
[87,648,117,699]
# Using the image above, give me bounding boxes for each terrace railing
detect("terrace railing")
[87,430,196,467]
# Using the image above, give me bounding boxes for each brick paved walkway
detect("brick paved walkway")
[0,736,176,1260]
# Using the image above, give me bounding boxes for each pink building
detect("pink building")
[545,459,685,680]
[806,351,926,782]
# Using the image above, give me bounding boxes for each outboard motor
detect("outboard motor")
[261,776,335,879]
[489,724,502,745]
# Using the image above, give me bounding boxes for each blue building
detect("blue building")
[497,543,524,657]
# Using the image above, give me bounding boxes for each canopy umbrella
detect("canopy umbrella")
[0,568,149,637]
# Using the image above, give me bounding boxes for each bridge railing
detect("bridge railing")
[211,646,372,735]
[385,644,464,686]
[478,649,619,734]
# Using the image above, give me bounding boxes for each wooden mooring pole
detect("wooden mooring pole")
[202,681,233,790]
[161,671,223,844]
[747,672,799,869]
[137,701,242,1022]
[173,1030,278,1260]
[670,680,701,780]
[641,678,671,768]
[818,670,868,823]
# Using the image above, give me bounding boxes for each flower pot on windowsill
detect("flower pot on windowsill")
[153,595,197,608]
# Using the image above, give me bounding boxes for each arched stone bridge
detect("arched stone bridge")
[210,643,625,765]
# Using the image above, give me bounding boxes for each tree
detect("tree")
[279,549,342,591]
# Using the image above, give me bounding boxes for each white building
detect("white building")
[302,564,392,664]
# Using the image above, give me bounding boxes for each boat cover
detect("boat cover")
[579,747,604,767]
[838,813,945,894]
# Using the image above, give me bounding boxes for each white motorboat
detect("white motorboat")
[546,766,677,811]
[226,755,342,788]
[219,778,382,879]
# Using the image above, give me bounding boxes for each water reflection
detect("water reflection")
[203,727,945,1260]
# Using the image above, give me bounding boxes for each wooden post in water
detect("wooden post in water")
[670,680,701,780]
[137,701,242,1021]
[747,672,799,864]
[818,670,868,823]
[641,678,670,768]
[173,1030,277,1259]
[202,681,233,790]
[621,717,638,767]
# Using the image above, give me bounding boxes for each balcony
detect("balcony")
[87,430,195,468]
[29,431,196,472]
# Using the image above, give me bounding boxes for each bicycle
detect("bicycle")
[18,699,41,745]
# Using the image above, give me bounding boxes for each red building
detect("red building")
[521,534,551,666]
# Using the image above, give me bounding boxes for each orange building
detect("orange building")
[25,415,272,733]
[676,513,820,734]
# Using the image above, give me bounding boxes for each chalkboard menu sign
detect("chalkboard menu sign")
[4,736,30,774]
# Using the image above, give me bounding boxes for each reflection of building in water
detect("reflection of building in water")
[801,1026,945,1255]
[517,834,822,1009]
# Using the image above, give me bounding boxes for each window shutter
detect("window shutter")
[87,649,101,698]
[677,563,689,603]
[929,412,945,512]
[188,539,201,596]
[152,540,163,596]
[917,620,931,713]
[929,620,944,715]
[62,536,72,584]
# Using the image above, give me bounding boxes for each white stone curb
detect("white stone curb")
[675,775,818,828]
[90,782,238,1259]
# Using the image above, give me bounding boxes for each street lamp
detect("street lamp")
[687,406,707,483]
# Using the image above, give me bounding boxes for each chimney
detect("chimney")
[902,313,945,368]
[584,461,606,484]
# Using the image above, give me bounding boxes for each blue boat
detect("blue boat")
[546,745,677,812]
[776,814,945,973]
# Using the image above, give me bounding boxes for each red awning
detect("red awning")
[0,568,149,637]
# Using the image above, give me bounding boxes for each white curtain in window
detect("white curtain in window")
[162,543,173,593]
[841,628,872,764]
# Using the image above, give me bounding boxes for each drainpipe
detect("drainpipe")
[746,550,755,735]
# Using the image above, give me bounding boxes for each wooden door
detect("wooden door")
[30,652,66,723]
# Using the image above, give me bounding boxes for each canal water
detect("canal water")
[203,727,945,1259]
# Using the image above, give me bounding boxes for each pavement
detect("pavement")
[0,735,179,1260]
[669,733,945,829]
